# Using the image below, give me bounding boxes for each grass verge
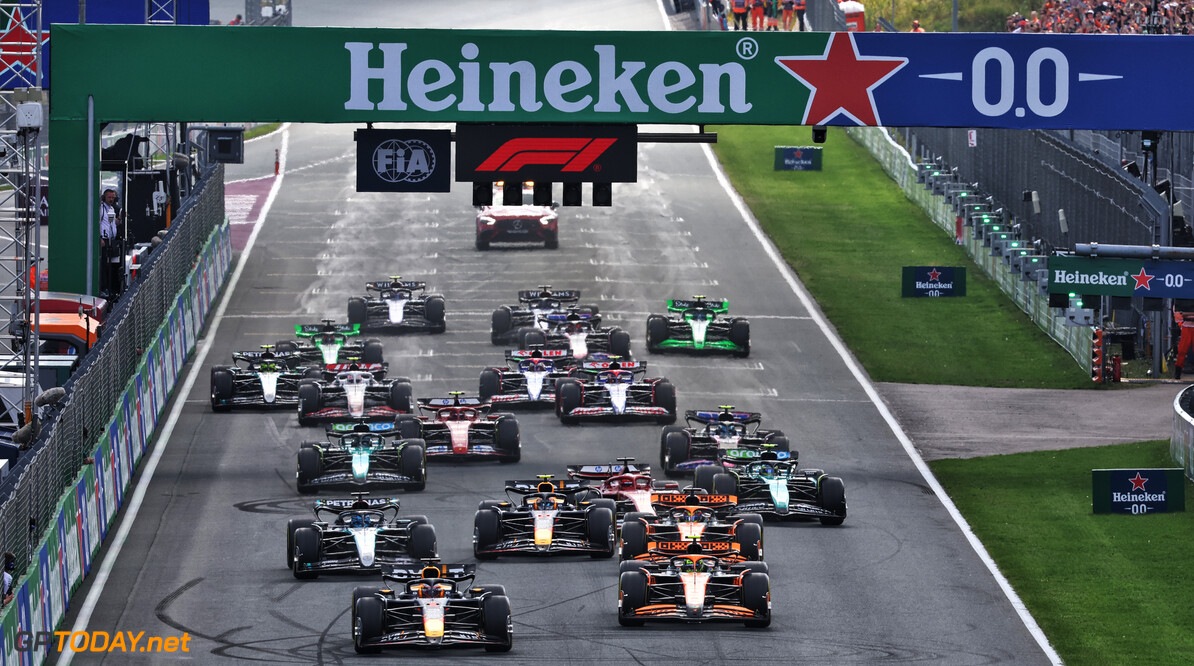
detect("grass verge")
[710,125,1091,389]
[244,122,283,141]
[931,441,1193,664]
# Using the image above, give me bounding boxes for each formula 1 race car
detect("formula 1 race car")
[618,552,770,627]
[554,359,676,425]
[273,320,384,366]
[566,458,680,520]
[351,563,512,653]
[526,311,632,360]
[693,455,847,525]
[347,277,446,334]
[479,348,583,407]
[296,365,414,426]
[489,286,596,346]
[296,422,427,494]
[475,203,559,250]
[472,476,617,559]
[287,494,438,579]
[393,393,521,463]
[210,347,322,411]
[618,492,764,562]
[646,296,750,357]
[659,407,791,476]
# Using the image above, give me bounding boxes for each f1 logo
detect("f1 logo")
[456,124,637,183]
[476,138,617,172]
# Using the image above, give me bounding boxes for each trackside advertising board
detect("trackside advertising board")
[0,223,231,666]
[1048,256,1194,299]
[902,266,966,297]
[1092,468,1186,514]
[48,27,1194,130]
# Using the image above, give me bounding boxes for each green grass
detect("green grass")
[711,125,1090,388]
[244,122,283,141]
[931,442,1194,665]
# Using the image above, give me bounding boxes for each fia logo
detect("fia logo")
[372,139,436,183]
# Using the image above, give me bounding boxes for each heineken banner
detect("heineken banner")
[902,266,966,297]
[1092,468,1186,514]
[49,26,1194,130]
[1048,256,1194,298]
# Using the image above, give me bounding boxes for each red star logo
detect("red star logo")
[1129,472,1148,491]
[775,33,907,126]
[1130,268,1155,290]
[927,268,942,281]
[0,7,48,82]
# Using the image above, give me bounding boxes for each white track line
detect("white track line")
[699,142,1061,664]
[61,123,292,664]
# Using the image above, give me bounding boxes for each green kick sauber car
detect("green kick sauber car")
[645,296,750,357]
[274,320,385,366]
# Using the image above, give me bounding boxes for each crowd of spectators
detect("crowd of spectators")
[1007,0,1194,34]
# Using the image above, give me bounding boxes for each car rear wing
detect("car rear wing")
[326,421,401,436]
[541,311,594,324]
[722,448,793,463]
[687,409,762,426]
[418,396,484,407]
[315,497,400,511]
[366,280,426,292]
[295,323,360,337]
[232,350,301,361]
[506,349,572,360]
[667,298,729,313]
[651,492,739,510]
[518,289,580,302]
[580,360,645,371]
[324,362,386,373]
[384,563,476,585]
[566,462,651,480]
[643,540,741,556]
[505,479,587,494]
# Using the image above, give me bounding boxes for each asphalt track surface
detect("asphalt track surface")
[58,2,1054,664]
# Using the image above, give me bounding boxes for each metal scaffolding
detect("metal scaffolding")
[146,0,177,25]
[0,1,44,445]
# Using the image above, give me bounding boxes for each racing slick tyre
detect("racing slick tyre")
[479,368,502,402]
[273,340,297,355]
[297,381,320,427]
[609,328,632,358]
[482,594,514,652]
[652,380,677,425]
[519,328,546,349]
[303,368,324,380]
[425,295,447,333]
[296,446,322,495]
[389,381,414,414]
[292,527,321,579]
[587,507,616,559]
[286,518,316,568]
[581,304,600,316]
[591,498,618,515]
[352,587,383,617]
[472,584,508,598]
[741,561,769,575]
[405,515,429,527]
[353,596,385,654]
[495,416,521,463]
[490,307,513,345]
[473,509,502,560]
[395,415,422,440]
[210,366,234,412]
[733,522,763,561]
[573,488,600,504]
[729,318,751,358]
[622,512,653,527]
[555,379,582,425]
[663,430,690,477]
[408,523,438,560]
[742,573,771,628]
[712,472,738,496]
[736,513,765,530]
[347,297,368,326]
[478,500,505,512]
[766,435,791,454]
[362,339,384,364]
[819,476,847,526]
[545,232,559,250]
[694,465,727,493]
[399,441,426,490]
[620,560,648,575]
[619,519,648,560]
[618,571,648,627]
[645,314,669,353]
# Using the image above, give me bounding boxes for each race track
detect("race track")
[58,2,1053,664]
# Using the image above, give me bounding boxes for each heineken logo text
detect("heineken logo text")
[1053,270,1127,286]
[344,42,752,115]
[1112,491,1166,502]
